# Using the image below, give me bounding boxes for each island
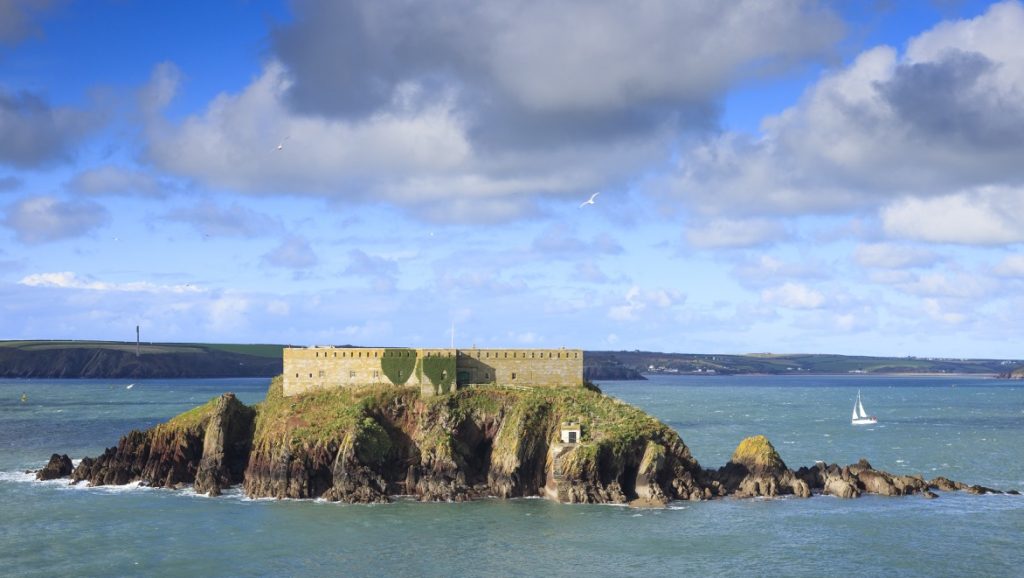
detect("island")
[38,346,1015,505]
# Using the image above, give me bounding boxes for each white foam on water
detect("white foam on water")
[0,470,37,483]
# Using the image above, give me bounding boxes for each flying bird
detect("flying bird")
[126,383,135,390]
[579,192,600,208]
[276,136,290,151]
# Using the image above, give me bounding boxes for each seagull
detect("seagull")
[579,192,600,208]
[126,383,135,390]
[276,136,289,151]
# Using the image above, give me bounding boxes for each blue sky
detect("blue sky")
[2,0,1023,358]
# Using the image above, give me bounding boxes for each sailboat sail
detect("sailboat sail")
[851,390,877,425]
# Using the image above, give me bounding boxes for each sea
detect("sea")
[1,374,1022,577]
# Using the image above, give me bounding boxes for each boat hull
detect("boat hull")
[851,417,877,425]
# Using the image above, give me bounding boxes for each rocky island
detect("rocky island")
[39,376,1014,505]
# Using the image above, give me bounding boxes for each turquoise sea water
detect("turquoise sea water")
[1,375,1022,577]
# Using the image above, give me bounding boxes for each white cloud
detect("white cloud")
[994,254,1024,277]
[686,218,788,249]
[881,189,1024,245]
[853,243,940,269]
[67,166,172,198]
[761,282,825,309]
[2,196,108,244]
[661,1,1024,248]
[163,200,281,238]
[608,285,682,321]
[923,298,967,325]
[19,272,202,294]
[262,236,318,270]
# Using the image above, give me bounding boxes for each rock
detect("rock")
[824,477,860,499]
[930,476,967,492]
[922,490,938,499]
[36,453,73,480]
[965,485,1001,495]
[711,436,810,498]
[194,394,256,496]
[1007,490,1020,496]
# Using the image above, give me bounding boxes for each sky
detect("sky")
[2,0,1023,358]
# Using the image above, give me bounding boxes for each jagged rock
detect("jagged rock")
[965,485,1001,495]
[36,454,73,480]
[930,476,967,492]
[711,435,810,498]
[923,490,938,499]
[824,476,861,499]
[194,394,256,496]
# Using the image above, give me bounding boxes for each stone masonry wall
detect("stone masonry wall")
[283,347,582,397]
[456,349,583,388]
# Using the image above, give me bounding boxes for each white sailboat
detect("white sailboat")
[851,390,877,425]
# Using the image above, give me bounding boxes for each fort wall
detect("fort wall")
[282,346,583,397]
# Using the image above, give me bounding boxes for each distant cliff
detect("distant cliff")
[999,366,1024,379]
[0,341,283,379]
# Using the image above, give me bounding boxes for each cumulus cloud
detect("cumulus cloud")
[994,254,1024,277]
[731,254,828,289]
[853,243,940,269]
[0,87,99,168]
[686,218,789,249]
[345,249,399,292]
[761,282,825,309]
[2,195,108,244]
[273,1,839,123]
[163,200,281,238]
[662,1,1024,244]
[531,226,622,257]
[139,1,841,222]
[67,166,173,198]
[262,236,318,269]
[881,188,1024,244]
[608,285,683,321]
[19,271,201,294]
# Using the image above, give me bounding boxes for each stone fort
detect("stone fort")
[283,346,584,397]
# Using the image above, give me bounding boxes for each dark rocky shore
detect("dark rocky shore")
[40,379,1016,505]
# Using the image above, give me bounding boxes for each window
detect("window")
[309,373,313,378]
[568,431,577,444]
[333,352,337,358]
[318,370,325,378]
[504,352,508,358]
[374,351,378,358]
[349,371,356,378]
[511,372,517,380]
[295,373,299,378]
[373,370,379,379]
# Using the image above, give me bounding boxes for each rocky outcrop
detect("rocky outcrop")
[36,454,73,480]
[193,394,257,496]
[70,393,253,492]
[707,436,810,498]
[47,378,1013,506]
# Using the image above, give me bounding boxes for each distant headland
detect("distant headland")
[3,340,1021,380]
